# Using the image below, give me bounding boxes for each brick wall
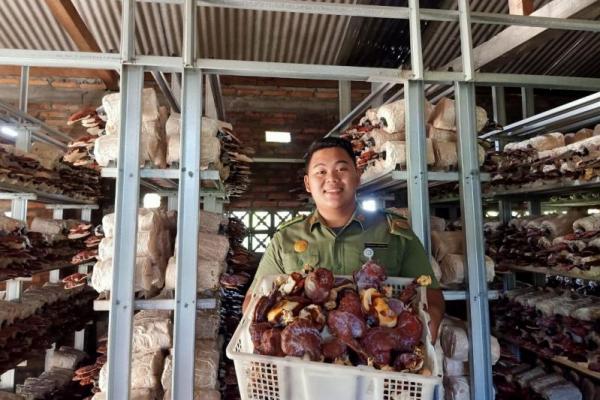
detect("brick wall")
[0,75,108,139]
[221,77,370,210]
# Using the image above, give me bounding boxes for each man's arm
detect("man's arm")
[242,233,284,313]
[399,230,445,344]
[426,288,445,344]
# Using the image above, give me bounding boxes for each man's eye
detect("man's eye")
[315,170,326,175]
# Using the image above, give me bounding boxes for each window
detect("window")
[230,209,311,253]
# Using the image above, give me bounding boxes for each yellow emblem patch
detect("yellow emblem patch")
[294,240,308,253]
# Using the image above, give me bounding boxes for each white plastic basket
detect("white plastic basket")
[226,275,442,400]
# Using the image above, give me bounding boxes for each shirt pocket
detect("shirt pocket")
[281,250,320,273]
[364,241,395,271]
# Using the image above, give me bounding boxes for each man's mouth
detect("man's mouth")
[324,188,342,194]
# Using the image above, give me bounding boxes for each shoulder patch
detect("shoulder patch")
[276,215,307,231]
[385,212,413,239]
[384,207,408,219]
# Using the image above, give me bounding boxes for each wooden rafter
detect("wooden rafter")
[43,0,119,90]
[508,0,535,16]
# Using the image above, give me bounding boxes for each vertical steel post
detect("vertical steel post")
[106,1,141,396]
[499,200,512,225]
[491,86,507,126]
[370,82,385,108]
[167,195,178,211]
[171,1,200,399]
[457,0,475,81]
[106,63,144,400]
[338,81,351,120]
[16,66,31,151]
[455,81,493,400]
[528,199,541,216]
[11,66,31,223]
[404,80,430,254]
[521,87,535,118]
[408,0,423,79]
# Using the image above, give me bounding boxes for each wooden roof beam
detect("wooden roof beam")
[43,0,119,90]
[444,0,600,73]
[508,0,534,16]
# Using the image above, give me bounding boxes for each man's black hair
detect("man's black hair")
[305,137,356,169]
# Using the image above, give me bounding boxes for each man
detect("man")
[246,137,445,342]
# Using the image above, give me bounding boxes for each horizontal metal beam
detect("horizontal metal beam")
[197,59,404,82]
[1,50,600,91]
[101,168,220,180]
[94,298,217,311]
[45,204,99,210]
[136,0,600,33]
[0,49,121,70]
[481,92,600,138]
[444,290,500,301]
[475,72,600,90]
[0,193,36,201]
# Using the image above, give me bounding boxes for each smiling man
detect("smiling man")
[246,137,445,342]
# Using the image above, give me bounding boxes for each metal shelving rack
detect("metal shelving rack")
[0,66,98,390]
[1,1,600,399]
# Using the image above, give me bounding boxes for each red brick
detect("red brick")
[29,78,51,86]
[315,91,338,99]
[50,79,79,89]
[221,87,235,96]
[0,77,18,86]
[288,89,315,98]
[268,193,292,200]
[51,103,80,111]
[43,119,67,127]
[262,89,288,97]
[253,185,279,193]
[278,201,305,207]
[236,88,261,96]
[47,110,71,119]
[261,117,286,125]
[268,177,293,184]
[80,82,106,90]
[227,200,251,208]
[29,103,52,111]
[253,200,278,208]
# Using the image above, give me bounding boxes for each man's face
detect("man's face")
[304,147,360,212]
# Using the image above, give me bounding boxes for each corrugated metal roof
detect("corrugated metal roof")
[0,0,599,80]
[72,0,356,64]
[0,0,76,51]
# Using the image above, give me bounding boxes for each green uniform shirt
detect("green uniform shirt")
[250,207,440,291]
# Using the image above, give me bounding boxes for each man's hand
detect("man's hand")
[426,288,445,344]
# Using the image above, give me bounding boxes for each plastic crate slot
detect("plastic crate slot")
[383,379,423,400]
[246,361,280,399]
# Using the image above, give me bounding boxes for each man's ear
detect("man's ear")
[304,175,311,193]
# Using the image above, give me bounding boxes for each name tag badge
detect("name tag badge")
[363,247,374,261]
[364,242,388,249]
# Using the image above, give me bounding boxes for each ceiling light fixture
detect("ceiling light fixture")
[265,131,291,143]
[0,126,19,138]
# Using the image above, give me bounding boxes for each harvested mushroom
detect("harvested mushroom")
[298,304,326,331]
[281,319,322,361]
[353,261,387,291]
[304,268,334,303]
[267,300,302,327]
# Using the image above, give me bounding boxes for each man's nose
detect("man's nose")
[326,170,340,181]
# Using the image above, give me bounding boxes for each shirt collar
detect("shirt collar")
[308,206,368,232]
